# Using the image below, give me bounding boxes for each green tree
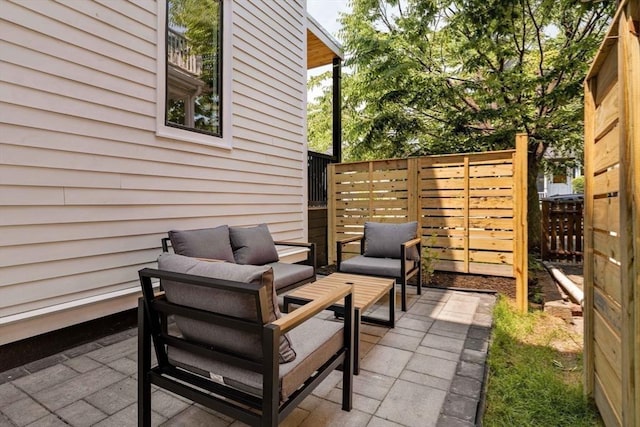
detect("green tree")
[307,71,334,154]
[309,0,613,250]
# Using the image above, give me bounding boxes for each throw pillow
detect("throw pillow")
[168,225,235,263]
[363,221,419,260]
[229,223,279,265]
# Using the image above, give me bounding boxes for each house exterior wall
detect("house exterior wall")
[0,0,309,345]
[540,166,582,198]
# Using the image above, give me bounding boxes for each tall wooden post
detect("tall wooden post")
[619,4,639,425]
[514,133,528,312]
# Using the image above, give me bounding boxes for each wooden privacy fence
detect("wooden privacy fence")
[541,198,584,262]
[328,135,528,311]
[583,1,639,426]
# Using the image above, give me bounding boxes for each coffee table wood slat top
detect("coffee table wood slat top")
[286,273,394,313]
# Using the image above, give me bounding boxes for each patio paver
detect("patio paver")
[0,287,495,426]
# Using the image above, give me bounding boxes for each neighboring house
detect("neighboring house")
[536,149,583,198]
[0,1,342,347]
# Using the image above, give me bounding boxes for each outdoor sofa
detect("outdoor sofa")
[161,223,316,294]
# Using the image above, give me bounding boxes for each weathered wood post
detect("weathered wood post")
[514,133,529,313]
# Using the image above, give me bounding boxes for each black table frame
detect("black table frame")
[284,284,395,374]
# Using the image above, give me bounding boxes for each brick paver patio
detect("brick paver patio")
[0,287,495,427]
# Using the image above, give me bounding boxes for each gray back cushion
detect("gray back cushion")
[158,254,296,363]
[168,226,235,263]
[229,223,279,265]
[364,221,419,259]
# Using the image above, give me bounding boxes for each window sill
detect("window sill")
[156,126,232,151]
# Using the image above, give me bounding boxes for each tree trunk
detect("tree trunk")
[527,153,541,254]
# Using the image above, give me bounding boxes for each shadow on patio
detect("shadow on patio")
[0,286,494,427]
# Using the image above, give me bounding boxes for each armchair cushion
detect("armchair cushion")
[168,226,235,263]
[158,253,296,363]
[229,223,280,265]
[364,221,419,260]
[339,255,416,278]
[169,315,343,401]
[267,262,315,292]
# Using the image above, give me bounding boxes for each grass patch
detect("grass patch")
[482,297,602,427]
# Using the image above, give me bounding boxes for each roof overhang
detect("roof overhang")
[307,14,343,69]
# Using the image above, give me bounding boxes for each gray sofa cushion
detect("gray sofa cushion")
[168,226,235,263]
[340,254,415,278]
[229,223,279,265]
[169,315,343,401]
[267,262,315,292]
[157,253,296,363]
[364,221,419,260]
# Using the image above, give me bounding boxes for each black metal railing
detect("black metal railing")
[308,151,335,207]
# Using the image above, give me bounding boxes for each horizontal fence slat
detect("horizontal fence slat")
[595,82,619,138]
[593,166,620,195]
[593,123,620,174]
[593,308,622,376]
[593,196,620,234]
[593,252,622,304]
[420,176,513,191]
[593,229,620,262]
[421,197,513,209]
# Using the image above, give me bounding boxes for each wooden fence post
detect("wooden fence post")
[328,163,336,265]
[407,157,419,223]
[619,3,639,424]
[514,133,528,312]
[583,77,595,401]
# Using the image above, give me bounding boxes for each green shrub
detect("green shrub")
[420,234,439,284]
[572,176,585,194]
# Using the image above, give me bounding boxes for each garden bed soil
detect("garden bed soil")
[428,271,516,298]
[318,265,517,298]
[319,264,561,305]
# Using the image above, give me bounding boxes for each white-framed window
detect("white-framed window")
[156,0,232,148]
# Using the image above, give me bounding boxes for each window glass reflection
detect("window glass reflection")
[166,0,222,136]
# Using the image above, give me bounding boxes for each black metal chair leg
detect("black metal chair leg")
[138,300,152,427]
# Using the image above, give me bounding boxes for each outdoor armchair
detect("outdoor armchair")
[138,254,354,427]
[337,221,422,312]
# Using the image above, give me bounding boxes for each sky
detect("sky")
[306,0,351,38]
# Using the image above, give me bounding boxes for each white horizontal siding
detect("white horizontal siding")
[0,142,302,181]
[0,0,309,343]
[1,213,306,247]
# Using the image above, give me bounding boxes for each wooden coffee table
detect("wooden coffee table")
[283,273,395,374]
